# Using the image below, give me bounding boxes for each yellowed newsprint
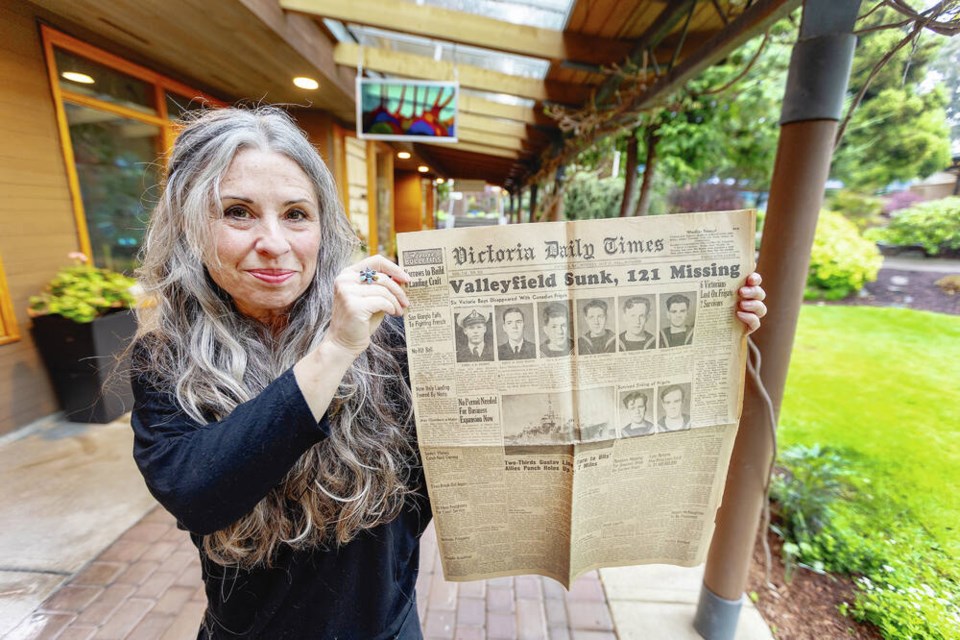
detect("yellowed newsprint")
[397,210,755,588]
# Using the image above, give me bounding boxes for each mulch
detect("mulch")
[747,531,883,640]
[822,267,960,316]
[744,263,957,639]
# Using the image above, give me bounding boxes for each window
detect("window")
[0,253,19,345]
[42,26,224,274]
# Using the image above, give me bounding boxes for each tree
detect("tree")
[831,7,953,189]
[623,28,789,214]
[929,34,960,150]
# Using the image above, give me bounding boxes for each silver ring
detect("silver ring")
[359,267,378,284]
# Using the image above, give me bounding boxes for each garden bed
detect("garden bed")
[823,267,960,315]
[748,530,882,640]
[746,265,960,639]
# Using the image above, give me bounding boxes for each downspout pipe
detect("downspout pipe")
[694,1,861,638]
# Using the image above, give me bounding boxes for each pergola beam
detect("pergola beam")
[281,0,632,64]
[627,0,800,117]
[334,43,588,104]
[445,142,522,159]
[459,95,537,125]
[458,113,530,139]
[457,128,526,151]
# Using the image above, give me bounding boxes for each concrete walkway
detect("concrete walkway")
[882,255,960,273]
[1,415,772,639]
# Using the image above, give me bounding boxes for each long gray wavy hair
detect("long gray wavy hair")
[135,106,415,567]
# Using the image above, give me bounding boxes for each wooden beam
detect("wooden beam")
[334,43,588,104]
[594,0,698,108]
[281,0,632,64]
[459,95,537,124]
[448,142,521,159]
[457,128,525,151]
[458,113,529,139]
[628,0,800,115]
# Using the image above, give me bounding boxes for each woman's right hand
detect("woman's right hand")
[325,255,411,356]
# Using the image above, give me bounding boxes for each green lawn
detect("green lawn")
[779,305,960,559]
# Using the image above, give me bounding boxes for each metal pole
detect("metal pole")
[694,1,861,638]
[529,183,539,223]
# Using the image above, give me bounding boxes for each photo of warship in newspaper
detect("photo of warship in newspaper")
[501,387,616,445]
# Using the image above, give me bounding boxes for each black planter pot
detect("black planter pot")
[31,310,137,423]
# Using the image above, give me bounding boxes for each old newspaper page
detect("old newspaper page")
[397,210,755,588]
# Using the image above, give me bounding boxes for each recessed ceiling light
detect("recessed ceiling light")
[397,151,411,159]
[417,165,429,173]
[62,71,94,84]
[293,77,319,90]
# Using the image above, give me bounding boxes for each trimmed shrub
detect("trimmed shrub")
[866,197,960,256]
[806,210,883,300]
[563,172,625,219]
[826,190,885,231]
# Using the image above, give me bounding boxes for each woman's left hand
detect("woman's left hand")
[737,272,766,335]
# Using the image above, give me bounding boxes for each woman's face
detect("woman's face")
[207,148,321,323]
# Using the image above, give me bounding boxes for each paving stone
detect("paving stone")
[485,611,517,639]
[151,586,196,616]
[488,577,514,587]
[140,542,178,562]
[128,612,176,640]
[143,507,176,525]
[174,561,202,589]
[516,598,547,640]
[163,549,198,575]
[514,576,542,599]
[454,626,484,640]
[97,540,148,564]
[56,625,98,640]
[114,560,160,586]
[94,597,154,639]
[121,522,170,544]
[549,625,572,640]
[39,585,102,613]
[455,596,485,627]
[160,526,190,544]
[135,570,179,599]
[542,578,567,600]
[70,562,126,587]
[568,575,605,601]
[418,594,428,621]
[428,573,458,611]
[457,581,485,598]
[566,601,614,631]
[4,611,75,640]
[571,631,617,640]
[544,596,567,626]
[75,584,136,625]
[158,601,205,640]
[424,609,455,639]
[486,586,515,613]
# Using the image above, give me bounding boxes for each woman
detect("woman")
[130,106,767,639]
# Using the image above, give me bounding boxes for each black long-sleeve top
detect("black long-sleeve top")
[130,335,431,639]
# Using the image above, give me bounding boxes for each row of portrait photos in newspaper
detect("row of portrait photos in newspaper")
[499,383,693,445]
[454,292,699,363]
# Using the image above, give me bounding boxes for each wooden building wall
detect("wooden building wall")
[394,171,423,234]
[0,2,79,435]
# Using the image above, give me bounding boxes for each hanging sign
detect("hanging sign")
[356,78,458,143]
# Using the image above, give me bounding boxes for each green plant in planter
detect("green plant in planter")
[29,253,137,323]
